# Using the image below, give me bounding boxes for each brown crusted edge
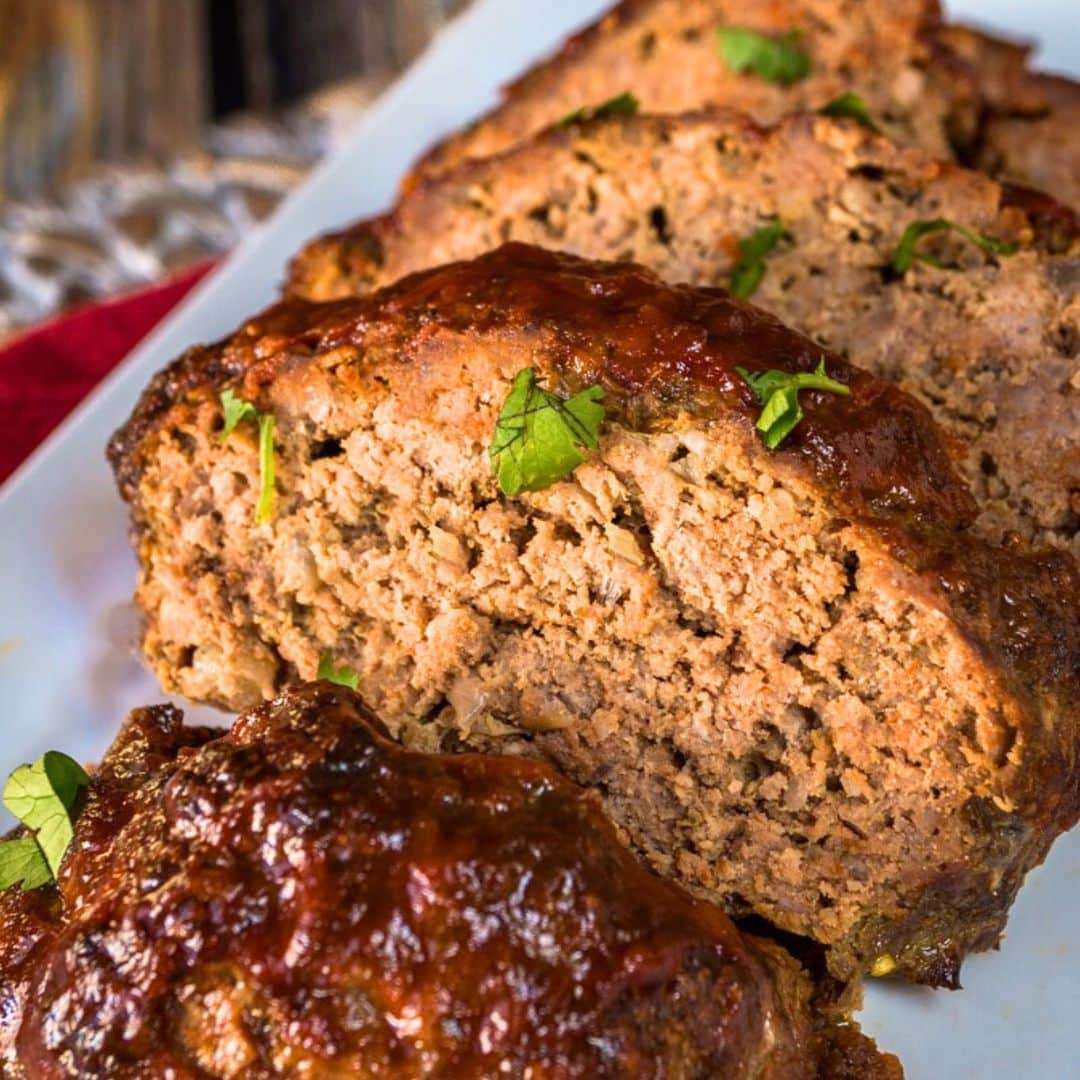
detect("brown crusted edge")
[107,242,1080,837]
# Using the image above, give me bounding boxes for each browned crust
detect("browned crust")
[930,24,1080,209]
[113,245,972,529]
[0,683,901,1078]
[109,244,1080,841]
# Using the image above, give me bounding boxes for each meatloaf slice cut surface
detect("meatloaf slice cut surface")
[410,0,979,181]
[109,244,1080,986]
[287,111,1080,557]
[0,683,901,1079]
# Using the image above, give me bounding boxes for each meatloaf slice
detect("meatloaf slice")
[109,244,1080,986]
[0,684,901,1079]
[938,24,1080,210]
[287,111,1080,556]
[413,0,977,181]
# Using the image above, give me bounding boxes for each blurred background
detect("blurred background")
[0,0,468,333]
[1,0,1077,338]
[0,0,469,198]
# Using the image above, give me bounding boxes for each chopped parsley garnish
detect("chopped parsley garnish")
[558,91,640,129]
[819,92,880,133]
[0,751,89,890]
[0,838,52,891]
[219,388,258,441]
[736,358,851,449]
[892,219,1018,274]
[730,217,785,300]
[219,390,277,524]
[318,654,360,690]
[255,413,276,525]
[717,27,810,85]
[490,368,605,496]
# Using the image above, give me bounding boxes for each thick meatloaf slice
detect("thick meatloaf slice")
[287,111,1080,556]
[408,0,976,181]
[414,0,977,180]
[109,244,1080,986]
[0,684,901,1079]
[939,24,1080,209]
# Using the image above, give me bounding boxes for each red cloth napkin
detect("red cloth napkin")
[0,260,216,486]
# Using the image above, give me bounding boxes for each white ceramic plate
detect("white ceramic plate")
[0,2,1076,1076]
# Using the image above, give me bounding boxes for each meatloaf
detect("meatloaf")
[287,111,1080,556]
[938,24,1080,209]
[0,683,901,1079]
[109,244,1080,986]
[412,0,979,181]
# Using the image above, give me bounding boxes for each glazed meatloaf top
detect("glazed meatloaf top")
[412,0,977,181]
[109,244,1080,984]
[287,111,1080,557]
[0,683,901,1079]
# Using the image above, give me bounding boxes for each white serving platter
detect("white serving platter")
[0,2,1076,1075]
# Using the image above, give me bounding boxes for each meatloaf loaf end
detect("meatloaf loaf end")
[109,244,1080,986]
[0,683,901,1079]
[938,24,1080,210]
[287,110,1080,557]
[412,0,976,181]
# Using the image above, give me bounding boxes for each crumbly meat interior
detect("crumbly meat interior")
[289,113,1080,555]
[130,327,1041,984]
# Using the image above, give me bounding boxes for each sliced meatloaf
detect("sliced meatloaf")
[109,244,1080,986]
[287,111,1080,556]
[0,683,901,1079]
[939,24,1080,209]
[413,0,977,180]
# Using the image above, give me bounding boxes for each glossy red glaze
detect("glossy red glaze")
[0,684,815,1078]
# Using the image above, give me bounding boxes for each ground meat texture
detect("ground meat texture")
[938,24,1080,210]
[109,245,1080,987]
[287,111,1080,556]
[0,684,903,1079]
[409,0,979,182]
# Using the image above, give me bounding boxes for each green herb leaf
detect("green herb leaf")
[2,751,89,880]
[730,217,785,300]
[219,388,258,442]
[819,92,881,133]
[736,357,851,449]
[892,219,1018,274]
[558,91,640,129]
[318,654,360,690]
[255,413,276,525]
[490,368,606,496]
[219,390,277,524]
[0,837,53,891]
[717,27,810,85]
